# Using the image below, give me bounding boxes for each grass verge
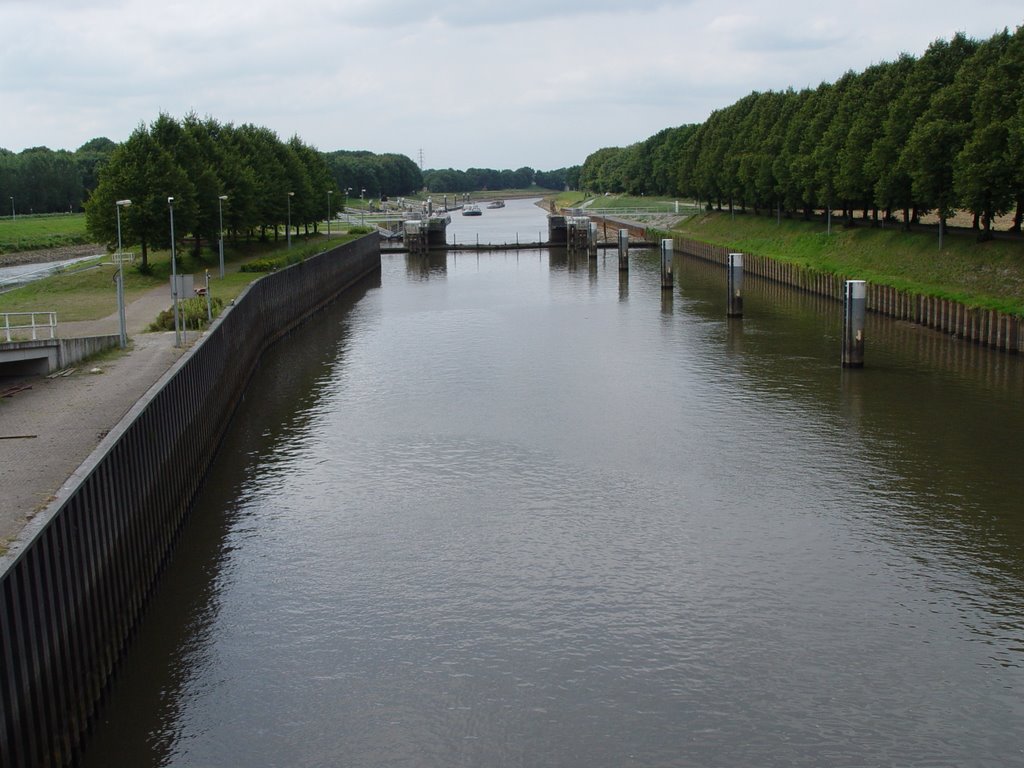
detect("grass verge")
[672,211,1024,315]
[0,213,93,254]
[0,231,367,324]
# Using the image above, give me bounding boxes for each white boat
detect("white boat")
[486,200,505,209]
[462,204,482,216]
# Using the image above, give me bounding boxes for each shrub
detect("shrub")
[148,295,225,332]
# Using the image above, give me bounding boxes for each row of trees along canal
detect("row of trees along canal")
[580,26,1024,240]
[83,114,429,269]
[1,111,579,267]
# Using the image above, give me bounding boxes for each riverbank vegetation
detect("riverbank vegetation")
[421,166,578,194]
[549,190,1024,315]
[578,26,1024,241]
[0,231,366,323]
[673,211,1024,315]
[3,112,577,274]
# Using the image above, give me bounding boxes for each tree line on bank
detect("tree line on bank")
[421,165,579,193]
[579,26,1024,239]
[0,138,117,215]
[1,111,579,265]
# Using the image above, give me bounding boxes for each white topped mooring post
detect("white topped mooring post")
[727,252,743,317]
[618,229,629,271]
[660,238,673,290]
[843,280,866,367]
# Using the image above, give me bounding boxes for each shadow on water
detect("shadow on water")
[663,250,1024,586]
[77,272,381,767]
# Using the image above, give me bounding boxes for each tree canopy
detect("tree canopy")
[421,165,578,193]
[0,139,116,216]
[578,25,1024,236]
[83,114,365,266]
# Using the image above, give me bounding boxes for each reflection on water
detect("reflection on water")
[81,243,1024,768]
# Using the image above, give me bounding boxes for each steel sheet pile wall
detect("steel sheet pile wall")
[0,236,379,768]
[672,235,1023,353]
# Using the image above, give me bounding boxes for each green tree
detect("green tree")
[870,33,978,226]
[75,137,117,204]
[836,58,914,223]
[86,123,194,269]
[953,28,1019,239]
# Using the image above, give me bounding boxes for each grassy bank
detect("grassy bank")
[0,231,366,324]
[671,212,1024,316]
[550,193,1024,315]
[0,213,93,255]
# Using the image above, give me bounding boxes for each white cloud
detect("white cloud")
[0,0,1020,167]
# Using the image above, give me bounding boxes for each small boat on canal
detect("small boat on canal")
[462,204,482,216]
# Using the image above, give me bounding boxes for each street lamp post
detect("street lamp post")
[287,191,294,249]
[9,196,13,220]
[218,194,228,278]
[168,197,181,347]
[327,190,333,240]
[115,199,132,348]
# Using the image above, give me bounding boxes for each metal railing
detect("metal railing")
[2,311,57,341]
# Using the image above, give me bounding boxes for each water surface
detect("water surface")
[81,222,1024,767]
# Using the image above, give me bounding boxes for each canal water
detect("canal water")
[81,202,1024,767]
[445,196,551,246]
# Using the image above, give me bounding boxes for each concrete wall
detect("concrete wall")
[58,335,121,370]
[0,236,380,768]
[0,340,58,376]
[0,335,119,376]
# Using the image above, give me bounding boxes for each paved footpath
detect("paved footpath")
[0,287,188,547]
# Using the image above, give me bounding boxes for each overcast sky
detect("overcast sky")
[1,1,1019,170]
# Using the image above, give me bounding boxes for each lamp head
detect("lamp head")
[168,196,175,205]
[219,195,228,201]
[116,199,132,207]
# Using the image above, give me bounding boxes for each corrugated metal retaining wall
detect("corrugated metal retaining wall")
[672,235,1024,354]
[0,236,380,768]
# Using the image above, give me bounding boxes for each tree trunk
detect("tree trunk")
[902,207,910,231]
[979,209,993,242]
[1012,199,1023,234]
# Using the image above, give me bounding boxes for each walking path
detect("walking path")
[0,286,187,548]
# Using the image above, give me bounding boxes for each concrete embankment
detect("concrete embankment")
[0,235,380,768]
